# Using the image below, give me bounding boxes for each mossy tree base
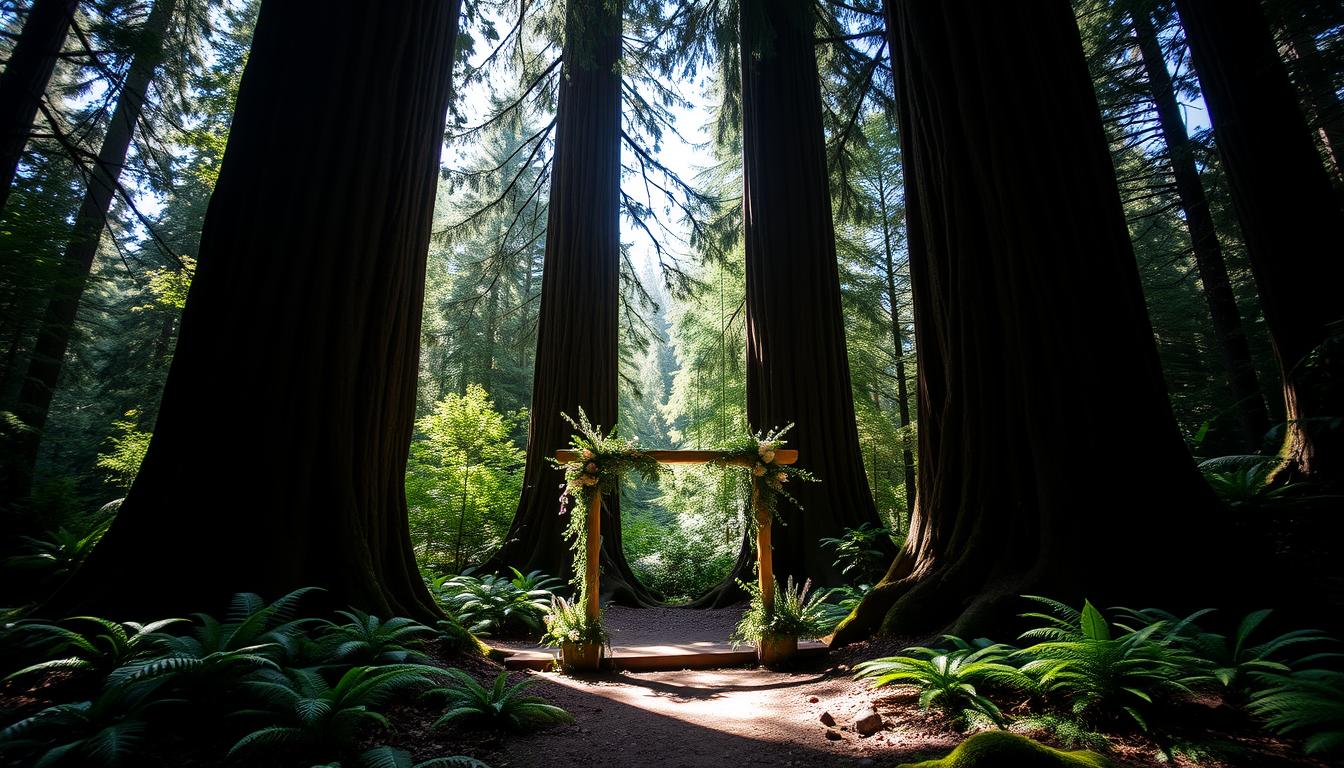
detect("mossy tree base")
[898,731,1117,768]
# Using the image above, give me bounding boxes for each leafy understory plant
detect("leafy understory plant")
[731,577,830,646]
[819,523,895,582]
[815,583,871,634]
[424,669,573,730]
[1249,668,1344,756]
[1120,606,1335,704]
[314,745,492,768]
[2,519,111,586]
[432,570,554,636]
[1017,596,1195,732]
[229,664,447,762]
[5,616,186,683]
[853,635,1027,728]
[317,608,437,664]
[542,595,608,649]
[0,679,178,767]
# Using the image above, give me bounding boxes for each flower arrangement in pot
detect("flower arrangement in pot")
[543,595,610,671]
[731,576,830,667]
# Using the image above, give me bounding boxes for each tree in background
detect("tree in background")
[0,0,77,218]
[739,0,887,587]
[488,0,660,605]
[8,0,186,511]
[407,384,526,573]
[836,0,1226,643]
[1175,0,1344,487]
[53,0,463,620]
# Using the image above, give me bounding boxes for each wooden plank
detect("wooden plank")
[554,448,798,465]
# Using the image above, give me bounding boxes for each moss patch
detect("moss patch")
[898,731,1119,768]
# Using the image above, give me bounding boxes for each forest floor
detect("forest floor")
[446,607,1328,768]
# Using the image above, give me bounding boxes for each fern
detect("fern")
[731,577,831,645]
[316,608,437,664]
[1016,597,1197,731]
[854,636,1028,727]
[425,669,573,730]
[313,745,493,767]
[0,679,178,767]
[229,663,447,761]
[1249,668,1344,755]
[5,616,186,684]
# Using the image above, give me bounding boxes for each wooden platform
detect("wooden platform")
[487,605,829,671]
[491,638,829,671]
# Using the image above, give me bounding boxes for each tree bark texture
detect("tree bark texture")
[1130,9,1271,450]
[0,0,77,219]
[739,0,887,589]
[7,0,178,513]
[834,0,1227,643]
[1175,0,1344,486]
[52,0,462,620]
[487,0,657,606]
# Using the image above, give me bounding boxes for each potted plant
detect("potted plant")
[543,595,609,672]
[732,576,829,667]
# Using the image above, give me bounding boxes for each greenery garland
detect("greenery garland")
[551,409,662,603]
[711,424,817,527]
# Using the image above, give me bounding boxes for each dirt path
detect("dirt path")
[488,666,957,768]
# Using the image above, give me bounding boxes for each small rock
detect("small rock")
[824,729,842,741]
[853,708,884,737]
[808,695,819,703]
[819,711,836,726]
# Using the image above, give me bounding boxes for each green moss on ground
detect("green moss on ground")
[898,731,1119,768]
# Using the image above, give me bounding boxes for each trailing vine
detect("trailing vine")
[711,424,817,528]
[551,409,661,603]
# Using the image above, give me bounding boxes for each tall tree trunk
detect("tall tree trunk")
[50,0,462,620]
[835,0,1227,643]
[1275,12,1344,186]
[1174,0,1344,486]
[739,0,887,587]
[877,168,916,516]
[5,0,177,515]
[488,0,656,606]
[1130,9,1270,450]
[0,0,77,219]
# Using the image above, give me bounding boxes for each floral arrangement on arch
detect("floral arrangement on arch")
[550,409,661,594]
[713,423,817,525]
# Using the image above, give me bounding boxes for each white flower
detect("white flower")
[762,450,776,464]
[753,463,767,477]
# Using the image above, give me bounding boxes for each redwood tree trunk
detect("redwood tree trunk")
[7,0,177,512]
[51,0,462,620]
[1174,0,1344,486]
[1130,9,1270,450]
[835,0,1226,643]
[488,0,657,606]
[740,0,886,587]
[0,0,77,218]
